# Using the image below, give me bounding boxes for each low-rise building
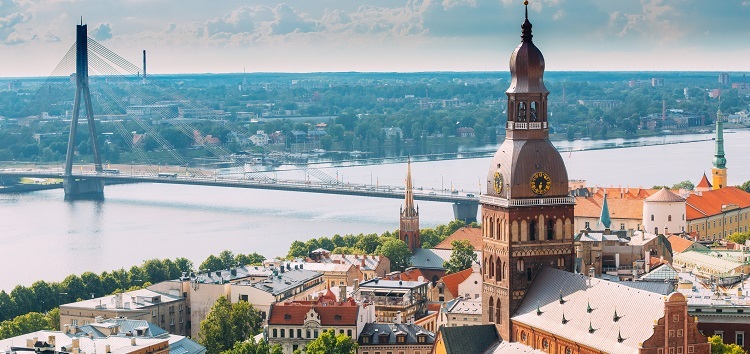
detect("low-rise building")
[686,187,750,241]
[574,187,656,232]
[439,297,482,328]
[357,323,435,354]
[232,269,326,322]
[575,230,672,278]
[60,289,187,336]
[672,250,750,282]
[430,263,481,303]
[267,290,375,354]
[355,278,428,323]
[266,260,362,288]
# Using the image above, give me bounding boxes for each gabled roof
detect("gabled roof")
[359,323,435,346]
[645,188,685,203]
[574,195,647,220]
[686,187,750,220]
[267,298,359,326]
[383,268,426,282]
[434,227,483,250]
[411,248,482,270]
[512,268,666,354]
[639,263,679,283]
[439,268,473,298]
[667,235,705,253]
[438,325,499,354]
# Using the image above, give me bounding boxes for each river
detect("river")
[2,130,750,291]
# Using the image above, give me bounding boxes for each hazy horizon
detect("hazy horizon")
[1,1,749,77]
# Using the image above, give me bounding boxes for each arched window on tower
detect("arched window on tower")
[490,257,495,278]
[654,227,659,235]
[496,298,502,325]
[517,102,527,122]
[517,258,525,272]
[484,257,488,276]
[557,256,565,268]
[495,259,502,282]
[529,220,537,241]
[547,219,554,240]
[488,296,495,323]
[668,215,672,222]
[404,235,409,247]
[530,102,538,122]
[651,214,655,221]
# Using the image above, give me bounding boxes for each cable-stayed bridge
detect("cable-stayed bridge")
[0,23,479,221]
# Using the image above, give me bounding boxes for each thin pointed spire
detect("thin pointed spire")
[561,312,568,324]
[598,193,612,229]
[613,308,621,322]
[521,0,533,42]
[617,329,625,343]
[536,302,542,316]
[713,102,726,170]
[559,291,565,304]
[403,157,417,217]
[587,299,593,313]
[588,320,595,334]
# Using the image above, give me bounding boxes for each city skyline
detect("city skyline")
[1,0,750,77]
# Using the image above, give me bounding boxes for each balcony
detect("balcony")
[480,195,575,207]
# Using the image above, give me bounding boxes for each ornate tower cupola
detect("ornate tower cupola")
[712,105,727,189]
[400,158,420,252]
[481,1,575,340]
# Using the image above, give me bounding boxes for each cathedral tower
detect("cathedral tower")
[400,159,420,252]
[712,106,727,189]
[481,2,575,340]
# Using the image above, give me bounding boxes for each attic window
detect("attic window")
[334,315,342,321]
[284,314,291,320]
[397,334,406,343]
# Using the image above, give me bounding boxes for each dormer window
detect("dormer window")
[379,333,390,343]
[361,335,370,344]
[284,314,291,320]
[417,333,427,343]
[334,315,342,321]
[396,333,406,343]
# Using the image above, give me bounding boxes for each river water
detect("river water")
[2,130,750,291]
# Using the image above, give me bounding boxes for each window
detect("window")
[737,332,745,347]
[669,348,675,354]
[620,223,625,230]
[677,347,683,354]
[348,329,352,337]
[526,267,532,281]
[669,330,675,337]
[307,329,311,338]
[565,348,571,354]
[677,329,683,337]
[688,346,694,353]
[397,335,406,343]
[716,331,724,339]
[179,316,183,323]
[71,319,78,326]
[585,221,590,229]
[290,329,294,338]
[298,329,302,338]
[651,215,655,221]
[170,318,174,326]
[673,314,679,322]
[240,295,248,302]
[281,329,285,338]
[272,329,277,338]
[314,329,319,338]
[668,215,672,222]
[152,310,156,317]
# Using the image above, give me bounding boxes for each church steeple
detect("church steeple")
[400,158,420,252]
[712,104,728,189]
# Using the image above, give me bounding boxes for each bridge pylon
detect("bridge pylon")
[63,23,104,199]
[452,200,478,224]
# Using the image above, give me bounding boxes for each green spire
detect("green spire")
[617,329,625,343]
[562,312,569,324]
[714,105,727,169]
[537,302,542,316]
[613,308,621,322]
[588,321,595,333]
[587,299,593,313]
[598,193,612,229]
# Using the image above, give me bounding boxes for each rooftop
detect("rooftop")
[251,269,323,296]
[61,288,182,311]
[645,187,685,203]
[439,268,474,298]
[192,265,273,284]
[673,250,745,273]
[438,324,499,354]
[444,297,482,315]
[358,323,435,346]
[358,278,428,290]
[512,267,668,354]
[434,227,483,250]
[575,193,650,220]
[686,187,750,220]
[411,248,482,270]
[268,298,360,326]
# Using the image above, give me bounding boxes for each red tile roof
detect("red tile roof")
[696,173,712,189]
[439,268,473,298]
[383,268,426,282]
[666,235,695,253]
[434,227,482,250]
[268,298,359,326]
[685,187,750,220]
[574,192,654,220]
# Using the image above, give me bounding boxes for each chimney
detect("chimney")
[338,284,347,302]
[72,338,79,349]
[106,344,111,353]
[395,311,402,324]
[26,339,34,347]
[353,279,359,291]
[131,338,137,346]
[48,335,56,346]
[361,258,365,268]
[588,266,596,279]
[645,250,651,273]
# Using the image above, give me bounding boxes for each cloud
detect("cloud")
[0,10,32,44]
[44,30,60,42]
[92,22,113,41]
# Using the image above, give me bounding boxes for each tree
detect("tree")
[175,257,194,273]
[235,253,266,266]
[672,180,695,191]
[287,241,309,259]
[739,180,750,193]
[376,239,411,272]
[0,309,58,340]
[709,335,745,354]
[443,240,478,274]
[354,234,381,254]
[221,339,283,354]
[304,329,357,354]
[200,255,225,272]
[199,297,263,354]
[727,231,750,246]
[219,250,236,268]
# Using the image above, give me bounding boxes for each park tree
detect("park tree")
[0,308,58,340]
[235,252,266,266]
[727,231,750,246]
[287,241,309,259]
[672,180,695,191]
[219,250,236,269]
[199,297,263,354]
[739,180,750,193]
[304,329,357,354]
[175,257,195,273]
[376,239,412,272]
[355,234,382,254]
[443,240,478,274]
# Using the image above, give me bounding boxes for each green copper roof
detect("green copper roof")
[713,107,726,169]
[598,193,612,229]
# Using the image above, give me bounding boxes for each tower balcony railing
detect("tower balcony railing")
[507,122,548,130]
[480,195,575,207]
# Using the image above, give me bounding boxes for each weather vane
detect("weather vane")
[524,0,529,5]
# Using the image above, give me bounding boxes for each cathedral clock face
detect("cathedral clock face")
[493,171,504,194]
[530,172,552,195]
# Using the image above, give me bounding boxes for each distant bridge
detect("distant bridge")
[0,168,479,222]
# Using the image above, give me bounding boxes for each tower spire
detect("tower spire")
[598,193,611,230]
[400,157,420,252]
[521,0,533,42]
[712,100,727,189]
[404,157,416,216]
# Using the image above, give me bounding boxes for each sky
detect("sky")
[1,0,749,77]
